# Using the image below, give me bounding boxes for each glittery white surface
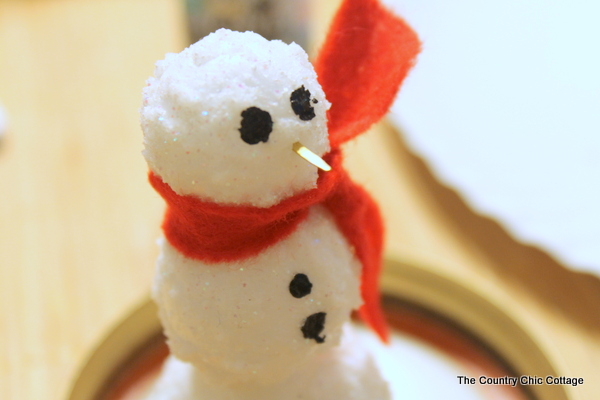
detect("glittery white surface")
[387,0,600,275]
[152,207,363,386]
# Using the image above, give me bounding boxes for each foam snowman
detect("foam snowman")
[141,0,419,398]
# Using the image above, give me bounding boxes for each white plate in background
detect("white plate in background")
[387,0,600,275]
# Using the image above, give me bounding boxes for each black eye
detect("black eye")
[290,86,316,121]
[289,273,312,298]
[239,107,273,144]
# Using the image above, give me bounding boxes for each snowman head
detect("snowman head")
[141,29,331,207]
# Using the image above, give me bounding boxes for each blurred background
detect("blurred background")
[0,0,598,399]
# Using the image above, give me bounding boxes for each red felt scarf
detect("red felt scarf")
[150,149,387,341]
[150,151,343,263]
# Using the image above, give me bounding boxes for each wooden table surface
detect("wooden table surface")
[1,1,598,399]
[0,1,186,398]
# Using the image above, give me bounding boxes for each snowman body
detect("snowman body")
[147,207,390,399]
[153,205,362,385]
[141,29,391,399]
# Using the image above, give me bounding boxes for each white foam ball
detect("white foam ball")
[152,207,362,385]
[141,29,331,207]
